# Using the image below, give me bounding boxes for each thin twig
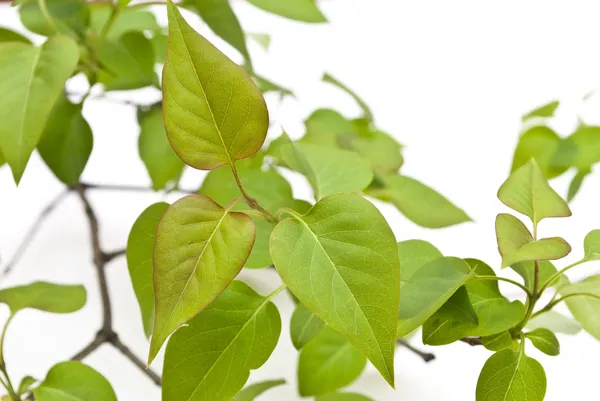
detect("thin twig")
[460,337,483,346]
[79,182,196,195]
[396,339,435,362]
[71,332,107,361]
[111,335,162,385]
[103,249,126,263]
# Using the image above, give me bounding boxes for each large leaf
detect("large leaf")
[19,0,89,37]
[522,100,559,122]
[367,174,471,228]
[510,260,565,291]
[290,303,325,349]
[0,282,86,314]
[422,286,478,345]
[270,193,399,386]
[397,257,473,337]
[0,27,30,43]
[149,195,255,363]
[297,327,366,397]
[231,379,285,401]
[127,202,169,338]
[33,362,116,401]
[246,0,326,23]
[497,159,571,225]
[316,394,374,401]
[163,1,268,170]
[525,328,560,356]
[511,125,565,178]
[323,73,373,122]
[138,106,185,190]
[0,36,79,183]
[476,348,546,401]
[562,275,600,341]
[38,95,93,185]
[162,281,281,401]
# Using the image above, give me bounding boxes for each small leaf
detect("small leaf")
[163,1,268,170]
[290,303,325,349]
[323,73,373,122]
[298,327,366,397]
[253,74,294,97]
[17,376,36,395]
[567,169,588,202]
[316,394,374,401]
[397,239,443,282]
[0,282,86,314]
[246,0,327,23]
[527,310,581,335]
[89,4,159,39]
[19,0,89,37]
[497,159,571,225]
[476,348,546,401]
[522,100,559,122]
[511,125,565,178]
[33,361,117,401]
[367,174,471,229]
[583,229,600,261]
[127,202,169,338]
[38,95,93,185]
[562,275,600,341]
[247,33,271,51]
[397,257,473,338]
[163,281,281,401]
[422,286,478,346]
[149,194,256,364]
[0,36,79,183]
[232,379,286,401]
[138,106,185,190]
[525,328,560,356]
[481,332,518,352]
[0,27,30,43]
[270,193,399,386]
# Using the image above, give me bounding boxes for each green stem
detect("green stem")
[231,164,276,223]
[38,0,59,33]
[0,314,14,368]
[531,292,600,320]
[100,6,120,38]
[0,314,18,401]
[471,275,532,297]
[539,259,586,294]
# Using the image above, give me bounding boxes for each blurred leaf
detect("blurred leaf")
[583,229,600,261]
[567,169,588,202]
[290,303,325,349]
[300,108,357,148]
[33,362,117,401]
[367,174,471,228]
[481,331,518,352]
[553,125,600,171]
[126,202,168,338]
[422,286,478,345]
[163,281,281,401]
[522,100,559,122]
[38,95,93,185]
[253,74,294,97]
[498,159,571,225]
[0,27,30,43]
[562,275,600,341]
[19,0,89,37]
[0,149,5,168]
[246,0,326,23]
[0,36,79,183]
[316,394,374,401]
[511,126,565,178]
[89,4,159,39]
[232,379,286,401]
[323,73,373,122]
[525,328,560,356]
[350,119,403,173]
[298,327,366,396]
[510,260,566,291]
[397,239,443,283]
[151,30,168,64]
[0,282,85,314]
[17,376,36,395]
[527,310,581,335]
[248,33,271,50]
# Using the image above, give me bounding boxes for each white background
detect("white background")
[2,1,600,400]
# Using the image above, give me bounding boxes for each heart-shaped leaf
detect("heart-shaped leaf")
[33,362,116,401]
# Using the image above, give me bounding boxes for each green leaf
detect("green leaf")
[567,169,588,202]
[297,327,366,397]
[17,376,36,395]
[163,281,281,401]
[270,193,399,386]
[497,158,571,225]
[95,32,157,91]
[0,149,5,168]
[511,126,566,179]
[290,303,325,349]
[279,140,373,200]
[397,239,443,282]
[89,4,159,39]
[0,282,86,314]
[232,379,286,401]
[525,328,560,356]
[476,348,546,401]
[481,331,518,352]
[349,119,403,173]
[252,74,294,97]
[138,106,185,190]
[246,0,327,23]
[527,310,581,335]
[163,1,268,170]
[522,100,559,122]
[367,174,471,228]
[0,36,79,183]
[247,33,271,51]
[126,202,168,339]
[422,286,478,345]
[0,27,30,43]
[397,257,472,338]
[552,125,600,171]
[316,394,374,401]
[37,95,93,185]
[149,194,256,364]
[562,275,600,341]
[323,73,373,122]
[33,361,117,401]
[583,229,600,261]
[193,0,251,67]
[151,31,168,64]
[511,260,566,291]
[19,0,89,37]
[300,108,356,148]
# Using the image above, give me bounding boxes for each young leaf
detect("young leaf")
[553,125,600,171]
[525,328,560,356]
[497,159,571,225]
[527,310,581,335]
[33,362,116,401]
[495,213,532,256]
[17,376,36,395]
[522,100,559,122]
[511,125,565,178]
[422,286,479,345]
[0,36,79,183]
[38,95,93,185]
[350,119,403,174]
[0,282,86,314]
[583,229,600,261]
[232,379,286,401]
[562,275,600,341]
[89,4,159,39]
[149,195,256,364]
[290,303,325,349]
[397,257,473,338]
[397,239,443,282]
[138,106,185,190]
[476,348,546,401]
[127,202,169,338]
[481,331,518,352]
[246,0,327,23]
[270,193,399,386]
[510,260,565,291]
[367,174,471,229]
[300,108,357,148]
[0,27,30,43]
[323,73,374,122]
[162,281,281,401]
[316,394,374,401]
[19,0,89,37]
[163,1,268,170]
[297,327,366,397]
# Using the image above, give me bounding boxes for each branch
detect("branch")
[103,249,126,263]
[78,181,196,195]
[460,337,483,346]
[396,339,435,362]
[111,335,162,386]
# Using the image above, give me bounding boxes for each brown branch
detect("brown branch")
[78,181,196,195]
[111,335,162,386]
[103,249,126,263]
[396,339,435,362]
[460,337,483,346]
